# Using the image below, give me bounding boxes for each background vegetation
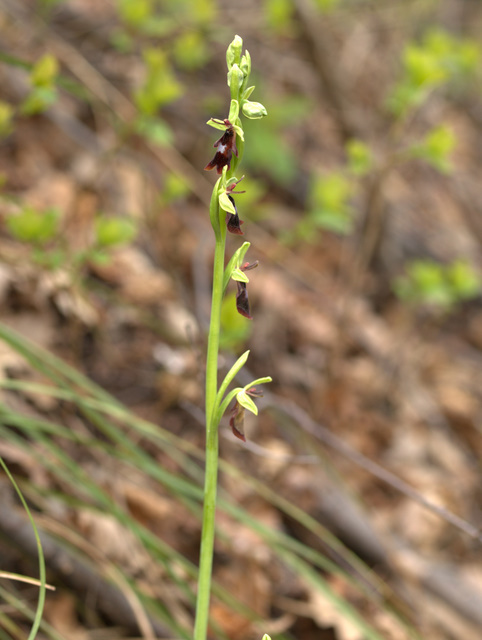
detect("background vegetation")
[1,1,482,639]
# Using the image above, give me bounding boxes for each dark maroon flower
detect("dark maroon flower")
[204,119,238,174]
[229,388,264,442]
[229,401,246,441]
[226,195,244,235]
[236,281,251,318]
[235,261,259,319]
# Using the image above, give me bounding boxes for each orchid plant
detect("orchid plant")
[193,36,271,640]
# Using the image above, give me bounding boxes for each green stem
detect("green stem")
[194,219,227,640]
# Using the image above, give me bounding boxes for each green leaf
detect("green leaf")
[0,101,14,137]
[31,54,59,87]
[446,260,481,299]
[346,139,373,176]
[313,0,340,11]
[310,209,352,234]
[135,115,173,147]
[417,124,456,173]
[134,49,183,114]
[310,171,352,211]
[7,207,60,244]
[21,87,58,115]
[265,0,294,32]
[393,259,479,310]
[173,31,209,71]
[160,172,190,204]
[118,0,153,27]
[95,217,137,248]
[403,44,447,88]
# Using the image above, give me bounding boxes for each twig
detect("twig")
[268,397,482,543]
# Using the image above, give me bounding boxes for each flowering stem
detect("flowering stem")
[194,34,268,640]
[194,221,226,640]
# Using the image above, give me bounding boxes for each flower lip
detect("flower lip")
[226,194,244,235]
[235,260,259,319]
[204,120,239,174]
[229,401,246,442]
[236,281,252,319]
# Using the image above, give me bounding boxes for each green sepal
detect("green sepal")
[219,191,236,214]
[236,389,258,416]
[233,123,244,141]
[231,267,249,283]
[245,376,272,388]
[207,118,228,131]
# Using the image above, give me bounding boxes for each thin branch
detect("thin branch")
[269,397,482,543]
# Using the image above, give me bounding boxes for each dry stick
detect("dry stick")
[268,397,482,543]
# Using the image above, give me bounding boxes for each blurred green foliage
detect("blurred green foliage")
[134,49,184,115]
[243,95,312,183]
[5,205,137,271]
[21,53,59,115]
[410,124,456,173]
[304,171,354,237]
[346,139,373,177]
[95,216,137,248]
[159,173,191,205]
[6,206,60,245]
[387,27,480,118]
[0,101,14,137]
[394,259,481,311]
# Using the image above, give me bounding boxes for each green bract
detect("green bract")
[228,99,240,122]
[240,50,251,80]
[228,65,244,97]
